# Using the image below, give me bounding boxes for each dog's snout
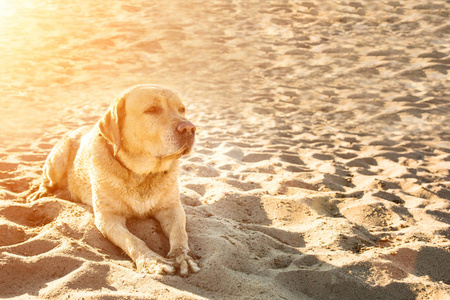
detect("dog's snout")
[177,121,196,135]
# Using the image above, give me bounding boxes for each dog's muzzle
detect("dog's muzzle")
[176,121,196,152]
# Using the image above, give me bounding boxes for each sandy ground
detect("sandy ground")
[0,0,449,299]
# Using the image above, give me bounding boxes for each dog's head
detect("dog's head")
[99,85,196,162]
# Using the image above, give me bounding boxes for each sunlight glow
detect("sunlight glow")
[0,0,16,18]
[0,0,41,19]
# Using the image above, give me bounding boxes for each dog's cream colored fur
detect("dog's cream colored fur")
[29,85,200,276]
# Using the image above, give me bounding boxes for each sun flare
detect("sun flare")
[0,0,15,17]
[0,0,40,19]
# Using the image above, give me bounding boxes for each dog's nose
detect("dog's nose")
[177,121,196,135]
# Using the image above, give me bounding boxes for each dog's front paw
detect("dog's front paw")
[136,256,176,275]
[168,247,201,276]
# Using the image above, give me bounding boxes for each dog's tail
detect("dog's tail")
[24,180,51,202]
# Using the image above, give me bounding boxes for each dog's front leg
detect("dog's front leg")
[154,203,200,276]
[94,208,176,275]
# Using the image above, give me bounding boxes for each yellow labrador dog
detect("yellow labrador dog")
[29,84,200,276]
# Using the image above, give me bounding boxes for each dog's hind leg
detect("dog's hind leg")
[28,136,74,201]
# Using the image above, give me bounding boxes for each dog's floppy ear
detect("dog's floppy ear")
[99,96,126,156]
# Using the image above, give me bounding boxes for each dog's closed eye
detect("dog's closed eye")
[145,106,162,114]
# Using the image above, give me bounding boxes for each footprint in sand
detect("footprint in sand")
[0,200,69,297]
[1,238,59,256]
[242,153,272,163]
[0,223,28,247]
[222,178,262,192]
[0,255,84,298]
[346,157,378,168]
[0,162,19,172]
[0,200,61,228]
[280,154,305,165]
[182,163,220,178]
[0,201,62,267]
[0,177,31,193]
[184,183,207,196]
[18,154,48,162]
[0,161,20,181]
[37,142,55,150]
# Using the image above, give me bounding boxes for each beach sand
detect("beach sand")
[0,0,449,299]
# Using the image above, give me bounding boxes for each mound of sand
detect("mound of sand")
[1,0,449,299]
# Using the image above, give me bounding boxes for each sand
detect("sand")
[0,0,449,299]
